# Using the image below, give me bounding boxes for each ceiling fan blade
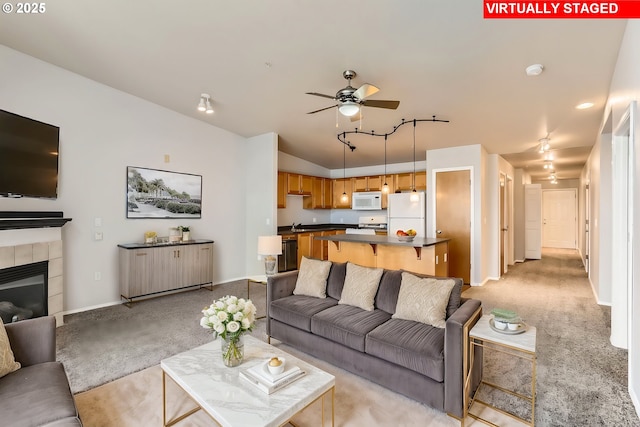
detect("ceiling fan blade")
[353,83,379,100]
[362,99,400,110]
[306,92,337,100]
[307,105,338,114]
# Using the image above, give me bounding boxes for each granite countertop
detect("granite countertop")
[314,234,449,247]
[117,239,214,249]
[277,224,358,235]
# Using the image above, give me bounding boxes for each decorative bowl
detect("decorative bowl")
[267,357,285,375]
[397,235,415,242]
[493,320,507,330]
[507,322,520,331]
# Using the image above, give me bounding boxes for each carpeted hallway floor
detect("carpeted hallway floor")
[58,249,640,426]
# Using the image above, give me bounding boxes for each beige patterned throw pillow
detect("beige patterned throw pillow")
[293,257,332,298]
[0,320,20,378]
[338,263,383,311]
[392,272,455,328]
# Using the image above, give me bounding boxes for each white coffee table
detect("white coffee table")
[161,335,335,427]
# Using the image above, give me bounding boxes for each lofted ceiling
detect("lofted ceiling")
[0,1,627,181]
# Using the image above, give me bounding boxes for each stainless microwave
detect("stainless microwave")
[351,191,382,210]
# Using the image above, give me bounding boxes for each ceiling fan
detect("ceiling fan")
[306,70,400,119]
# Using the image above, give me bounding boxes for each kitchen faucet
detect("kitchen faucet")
[291,223,302,231]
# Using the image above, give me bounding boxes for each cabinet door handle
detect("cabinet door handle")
[136,253,147,256]
[201,247,210,251]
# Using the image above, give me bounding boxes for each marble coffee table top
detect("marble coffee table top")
[161,335,335,427]
[470,314,537,353]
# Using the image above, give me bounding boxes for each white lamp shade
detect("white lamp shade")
[258,235,282,256]
[338,101,360,117]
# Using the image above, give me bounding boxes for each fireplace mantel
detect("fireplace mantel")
[0,211,72,231]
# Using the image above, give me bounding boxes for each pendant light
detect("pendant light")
[410,119,420,202]
[341,143,348,203]
[382,134,389,193]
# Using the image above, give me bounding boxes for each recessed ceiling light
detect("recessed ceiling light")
[526,64,544,76]
[576,102,594,110]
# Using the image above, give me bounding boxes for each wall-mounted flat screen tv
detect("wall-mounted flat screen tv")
[0,109,60,199]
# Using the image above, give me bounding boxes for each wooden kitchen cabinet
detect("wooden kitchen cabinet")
[353,175,384,192]
[332,178,353,209]
[297,230,341,267]
[394,171,426,191]
[303,177,332,209]
[118,240,214,302]
[287,173,313,195]
[277,171,287,208]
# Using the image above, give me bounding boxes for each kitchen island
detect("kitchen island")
[315,234,450,277]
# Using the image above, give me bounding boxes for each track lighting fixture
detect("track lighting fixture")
[382,135,389,193]
[538,137,550,153]
[341,143,348,203]
[198,93,214,114]
[543,161,554,170]
[410,120,420,202]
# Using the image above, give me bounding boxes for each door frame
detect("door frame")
[431,166,474,285]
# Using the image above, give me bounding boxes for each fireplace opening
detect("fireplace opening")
[0,261,48,323]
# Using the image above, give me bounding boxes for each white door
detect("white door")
[542,189,577,249]
[524,184,542,259]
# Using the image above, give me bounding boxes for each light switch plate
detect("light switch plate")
[94,232,103,241]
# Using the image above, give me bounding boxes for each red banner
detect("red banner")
[484,1,640,18]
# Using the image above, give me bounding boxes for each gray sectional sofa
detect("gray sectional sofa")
[1,316,82,426]
[266,261,483,420]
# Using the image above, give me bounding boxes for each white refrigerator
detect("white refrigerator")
[387,192,426,237]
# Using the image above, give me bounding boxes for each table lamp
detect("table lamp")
[257,235,282,276]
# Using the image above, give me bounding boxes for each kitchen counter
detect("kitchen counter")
[277,224,358,236]
[315,234,448,247]
[315,234,450,277]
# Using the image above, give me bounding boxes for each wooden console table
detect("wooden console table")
[118,239,214,304]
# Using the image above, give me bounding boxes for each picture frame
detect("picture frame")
[126,166,202,219]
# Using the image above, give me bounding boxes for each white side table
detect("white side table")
[468,314,537,426]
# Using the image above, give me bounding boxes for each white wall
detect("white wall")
[513,169,531,262]
[426,144,490,286]
[0,45,273,313]
[586,20,640,417]
[606,20,640,416]
[245,133,278,275]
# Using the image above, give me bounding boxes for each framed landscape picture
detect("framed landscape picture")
[126,166,202,219]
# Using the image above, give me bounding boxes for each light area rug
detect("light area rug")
[75,342,526,427]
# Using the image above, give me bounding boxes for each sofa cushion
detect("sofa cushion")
[269,295,338,332]
[392,272,455,328]
[366,318,446,382]
[338,263,384,311]
[374,270,403,314]
[326,262,347,300]
[293,257,332,298]
[0,320,20,378]
[311,304,391,352]
[0,361,81,426]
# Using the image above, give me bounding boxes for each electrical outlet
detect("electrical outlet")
[266,218,270,225]
[340,218,344,223]
[312,218,317,223]
[94,272,101,281]
[94,231,103,241]
[94,217,102,227]
[164,154,170,163]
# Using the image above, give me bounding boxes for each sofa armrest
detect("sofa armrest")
[4,316,56,367]
[443,299,482,418]
[266,271,298,336]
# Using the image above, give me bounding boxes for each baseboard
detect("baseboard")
[514,259,525,263]
[64,300,122,316]
[587,277,612,306]
[630,386,640,420]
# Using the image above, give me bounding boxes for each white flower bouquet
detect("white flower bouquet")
[200,295,257,366]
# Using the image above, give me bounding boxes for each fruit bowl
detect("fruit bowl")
[397,235,415,242]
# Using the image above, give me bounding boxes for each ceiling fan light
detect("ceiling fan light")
[338,101,360,117]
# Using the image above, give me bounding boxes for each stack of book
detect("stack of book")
[491,308,522,324]
[239,359,306,394]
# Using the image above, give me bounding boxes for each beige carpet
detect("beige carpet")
[75,342,526,427]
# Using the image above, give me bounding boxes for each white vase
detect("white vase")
[182,231,190,241]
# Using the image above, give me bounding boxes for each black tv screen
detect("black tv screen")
[0,109,60,199]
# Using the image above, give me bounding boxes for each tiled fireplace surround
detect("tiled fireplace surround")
[0,226,66,326]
